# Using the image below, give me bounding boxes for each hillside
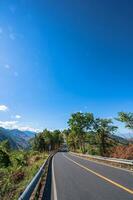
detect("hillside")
[110,134,129,145]
[0,127,36,149]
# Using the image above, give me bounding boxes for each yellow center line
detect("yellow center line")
[63,153,133,195]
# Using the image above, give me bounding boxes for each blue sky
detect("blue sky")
[0,0,132,136]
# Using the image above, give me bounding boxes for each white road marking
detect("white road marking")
[52,156,58,200]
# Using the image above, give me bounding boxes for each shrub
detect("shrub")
[0,149,11,167]
[111,144,133,159]
[11,170,25,183]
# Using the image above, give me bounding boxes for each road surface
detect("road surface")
[50,152,133,200]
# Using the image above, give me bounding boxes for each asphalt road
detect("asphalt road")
[50,152,133,200]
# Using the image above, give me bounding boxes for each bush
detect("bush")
[0,149,11,167]
[11,151,28,167]
[0,149,48,200]
[11,170,25,183]
[87,145,101,155]
[110,144,133,159]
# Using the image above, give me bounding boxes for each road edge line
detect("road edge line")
[52,156,58,200]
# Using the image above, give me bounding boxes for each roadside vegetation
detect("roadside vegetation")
[0,129,63,200]
[64,112,133,158]
[32,129,64,152]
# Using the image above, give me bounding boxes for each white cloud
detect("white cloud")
[0,105,8,112]
[18,126,41,132]
[0,120,40,132]
[0,121,18,129]
[15,115,21,119]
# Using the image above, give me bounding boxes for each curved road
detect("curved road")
[50,152,133,200]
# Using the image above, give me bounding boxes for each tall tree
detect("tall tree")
[93,118,117,156]
[43,129,53,151]
[63,129,70,144]
[67,131,79,151]
[52,130,63,149]
[68,112,94,152]
[33,133,45,152]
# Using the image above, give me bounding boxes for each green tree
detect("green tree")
[117,112,133,130]
[52,130,63,149]
[67,131,79,151]
[0,140,11,167]
[33,133,45,152]
[68,112,94,152]
[93,118,117,156]
[43,129,53,151]
[63,129,70,144]
[32,129,63,152]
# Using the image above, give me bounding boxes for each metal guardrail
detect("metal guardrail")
[18,153,54,200]
[71,152,133,166]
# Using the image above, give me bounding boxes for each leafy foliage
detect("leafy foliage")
[67,112,118,155]
[0,145,48,200]
[0,127,63,199]
[93,118,117,156]
[32,133,46,152]
[0,140,11,167]
[117,112,133,129]
[68,112,94,153]
[32,129,63,152]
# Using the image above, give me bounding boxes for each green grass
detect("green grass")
[0,150,48,200]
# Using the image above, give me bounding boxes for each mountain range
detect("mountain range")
[110,134,129,145]
[0,127,36,149]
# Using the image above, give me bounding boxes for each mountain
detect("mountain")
[23,131,36,139]
[127,138,133,144]
[110,134,129,145]
[0,127,36,149]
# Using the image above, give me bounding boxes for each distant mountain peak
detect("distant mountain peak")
[0,127,36,149]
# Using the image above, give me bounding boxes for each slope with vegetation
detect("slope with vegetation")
[0,127,36,149]
[0,129,63,200]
